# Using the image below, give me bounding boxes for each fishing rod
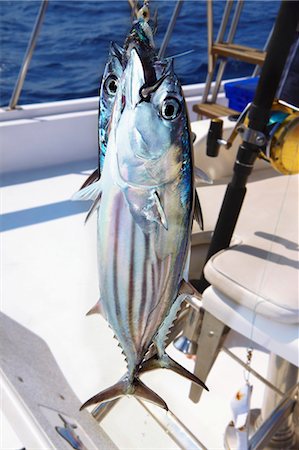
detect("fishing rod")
[193,0,299,293]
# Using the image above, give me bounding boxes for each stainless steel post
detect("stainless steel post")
[257,353,299,447]
[211,0,244,103]
[248,383,298,450]
[202,0,233,104]
[8,0,48,109]
[158,0,183,59]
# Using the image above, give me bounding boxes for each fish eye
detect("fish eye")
[160,97,181,121]
[104,75,118,96]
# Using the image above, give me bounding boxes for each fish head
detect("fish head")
[114,49,191,188]
[99,42,125,169]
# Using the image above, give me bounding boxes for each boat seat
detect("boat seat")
[189,171,298,402]
[201,173,299,366]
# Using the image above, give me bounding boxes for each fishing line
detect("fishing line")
[164,49,195,60]
[243,170,294,384]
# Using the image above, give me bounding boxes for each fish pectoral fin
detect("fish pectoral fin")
[194,166,213,185]
[153,191,168,230]
[85,192,102,223]
[80,375,168,411]
[79,168,100,191]
[72,178,102,202]
[140,353,208,392]
[72,179,103,223]
[124,188,168,231]
[194,190,204,230]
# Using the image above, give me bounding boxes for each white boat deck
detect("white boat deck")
[1,89,298,448]
[2,157,276,449]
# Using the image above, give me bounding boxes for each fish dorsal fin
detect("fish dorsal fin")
[194,190,204,230]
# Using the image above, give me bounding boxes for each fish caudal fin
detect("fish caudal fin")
[80,376,168,411]
[140,353,209,392]
[134,378,168,410]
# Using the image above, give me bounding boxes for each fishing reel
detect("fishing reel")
[207,100,299,175]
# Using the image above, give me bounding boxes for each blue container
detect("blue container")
[224,77,259,112]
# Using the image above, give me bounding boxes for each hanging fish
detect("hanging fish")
[74,48,208,410]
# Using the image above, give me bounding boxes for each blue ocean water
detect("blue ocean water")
[0,0,280,106]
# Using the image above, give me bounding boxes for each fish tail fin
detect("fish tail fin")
[80,375,168,411]
[80,379,125,410]
[134,378,168,410]
[140,353,209,392]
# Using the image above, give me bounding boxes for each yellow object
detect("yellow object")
[266,104,299,175]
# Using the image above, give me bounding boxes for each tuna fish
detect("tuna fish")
[74,48,208,410]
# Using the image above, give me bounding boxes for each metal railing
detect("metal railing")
[8,0,182,110]
[8,0,48,110]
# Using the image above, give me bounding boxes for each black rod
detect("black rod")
[193,0,299,293]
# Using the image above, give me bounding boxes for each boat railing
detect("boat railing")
[8,0,49,110]
[7,0,184,110]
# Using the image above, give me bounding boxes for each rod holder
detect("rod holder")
[207,118,223,157]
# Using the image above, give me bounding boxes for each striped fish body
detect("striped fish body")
[98,158,192,380]
[96,49,194,380]
[76,49,208,411]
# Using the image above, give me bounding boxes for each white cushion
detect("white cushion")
[203,173,299,324]
[202,286,299,366]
